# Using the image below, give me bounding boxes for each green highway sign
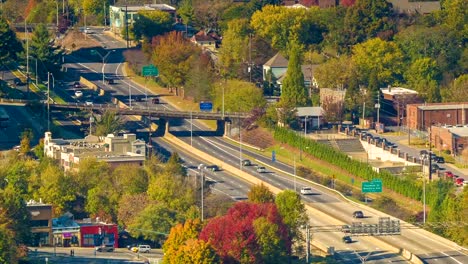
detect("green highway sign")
[362,179,382,193]
[142,64,159,77]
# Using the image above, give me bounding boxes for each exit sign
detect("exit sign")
[362,179,382,193]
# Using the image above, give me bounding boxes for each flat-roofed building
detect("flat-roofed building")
[109,4,176,36]
[407,103,468,131]
[27,199,53,247]
[380,86,423,126]
[430,125,468,156]
[44,132,146,171]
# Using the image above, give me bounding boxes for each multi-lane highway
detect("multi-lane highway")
[65,28,468,263]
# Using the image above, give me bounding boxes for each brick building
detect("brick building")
[431,126,468,156]
[406,103,468,131]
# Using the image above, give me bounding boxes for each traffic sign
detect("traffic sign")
[199,101,213,112]
[362,179,382,193]
[142,64,159,77]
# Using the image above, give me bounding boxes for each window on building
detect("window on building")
[82,234,95,247]
[31,220,49,228]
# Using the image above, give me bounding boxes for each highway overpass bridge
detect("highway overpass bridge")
[0,99,250,136]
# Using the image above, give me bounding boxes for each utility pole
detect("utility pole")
[25,20,30,98]
[375,92,381,131]
[125,5,129,48]
[248,33,252,82]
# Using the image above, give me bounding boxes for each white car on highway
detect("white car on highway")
[75,90,83,98]
[300,187,314,195]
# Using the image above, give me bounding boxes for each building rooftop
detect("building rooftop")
[264,52,288,68]
[380,87,418,96]
[112,4,176,12]
[296,106,324,117]
[443,126,468,137]
[418,103,468,111]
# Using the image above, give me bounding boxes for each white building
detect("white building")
[44,132,146,171]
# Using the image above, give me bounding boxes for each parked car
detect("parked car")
[132,245,151,253]
[435,156,445,163]
[431,164,440,172]
[85,100,93,106]
[95,244,114,252]
[256,166,267,173]
[342,236,352,243]
[352,211,364,218]
[444,171,454,178]
[300,187,314,195]
[455,178,464,186]
[73,81,81,88]
[74,90,83,98]
[242,159,252,166]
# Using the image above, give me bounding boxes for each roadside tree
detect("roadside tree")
[178,0,195,35]
[128,203,176,241]
[0,209,17,264]
[247,183,275,203]
[117,193,149,228]
[151,31,201,96]
[275,190,309,248]
[279,41,308,108]
[92,111,124,136]
[405,58,441,103]
[184,52,215,102]
[0,16,22,72]
[342,0,394,47]
[218,18,249,80]
[212,79,266,113]
[352,38,404,89]
[133,10,172,43]
[173,239,220,264]
[30,23,60,81]
[199,202,291,263]
[163,219,203,263]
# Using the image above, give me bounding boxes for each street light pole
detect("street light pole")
[293,155,296,192]
[47,73,50,131]
[190,110,193,147]
[197,164,205,222]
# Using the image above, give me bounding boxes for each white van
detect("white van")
[138,245,151,253]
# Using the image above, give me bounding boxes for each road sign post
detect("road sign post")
[361,179,382,193]
[199,101,213,112]
[142,64,159,77]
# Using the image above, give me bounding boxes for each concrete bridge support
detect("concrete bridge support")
[216,120,226,136]
[153,118,167,137]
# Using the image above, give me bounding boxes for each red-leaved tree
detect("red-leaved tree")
[199,202,291,263]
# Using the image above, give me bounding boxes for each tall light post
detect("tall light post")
[293,155,296,192]
[91,49,114,84]
[422,154,427,224]
[190,109,193,147]
[47,73,51,131]
[197,164,205,222]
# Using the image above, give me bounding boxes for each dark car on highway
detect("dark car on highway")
[342,236,352,243]
[105,77,114,84]
[14,78,24,86]
[352,211,364,218]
